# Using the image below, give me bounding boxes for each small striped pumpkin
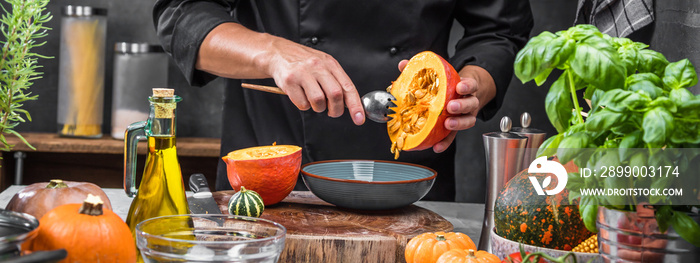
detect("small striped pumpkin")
[227,186,265,217]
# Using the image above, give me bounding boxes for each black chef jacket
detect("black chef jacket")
[153,0,533,201]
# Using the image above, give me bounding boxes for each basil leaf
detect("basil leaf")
[579,196,599,233]
[670,210,700,247]
[589,89,606,109]
[670,88,695,105]
[598,89,651,112]
[585,108,628,132]
[619,130,643,160]
[678,98,700,118]
[534,67,554,86]
[650,97,677,113]
[617,43,641,74]
[546,74,573,133]
[663,59,698,90]
[671,121,700,144]
[514,32,574,84]
[557,132,591,164]
[562,24,603,41]
[642,107,675,146]
[637,49,669,76]
[626,73,664,99]
[656,206,673,233]
[570,35,626,91]
[537,134,564,158]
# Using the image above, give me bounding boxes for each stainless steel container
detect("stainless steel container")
[511,112,546,172]
[111,43,168,139]
[57,5,108,138]
[478,116,527,252]
[598,206,700,262]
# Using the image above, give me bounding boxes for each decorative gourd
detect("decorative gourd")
[387,51,460,159]
[405,231,476,263]
[223,143,302,205]
[5,179,112,220]
[24,194,136,263]
[227,186,265,217]
[436,249,500,263]
[494,168,592,250]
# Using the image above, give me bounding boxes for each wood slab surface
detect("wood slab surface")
[213,191,453,263]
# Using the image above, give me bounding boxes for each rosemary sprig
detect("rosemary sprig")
[0,0,52,151]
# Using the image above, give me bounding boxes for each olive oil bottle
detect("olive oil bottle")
[124,88,188,261]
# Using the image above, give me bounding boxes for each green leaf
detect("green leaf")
[514,32,574,83]
[562,24,603,42]
[537,134,564,158]
[670,210,700,247]
[598,89,651,112]
[637,49,669,76]
[669,88,694,105]
[642,107,675,146]
[663,59,698,90]
[579,196,599,233]
[650,97,677,113]
[557,132,591,164]
[626,73,664,99]
[619,130,643,160]
[585,108,628,132]
[656,206,673,233]
[570,35,626,91]
[545,74,574,133]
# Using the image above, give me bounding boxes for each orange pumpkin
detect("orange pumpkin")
[405,232,476,263]
[222,143,302,205]
[388,51,460,159]
[436,249,501,263]
[24,194,136,263]
[6,179,112,220]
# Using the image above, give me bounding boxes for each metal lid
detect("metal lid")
[62,5,107,17]
[483,116,527,139]
[115,42,164,54]
[511,112,545,134]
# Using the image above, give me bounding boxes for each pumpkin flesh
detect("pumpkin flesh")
[388,51,460,158]
[223,144,302,206]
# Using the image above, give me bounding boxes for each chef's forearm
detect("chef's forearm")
[458,65,496,111]
[196,22,277,79]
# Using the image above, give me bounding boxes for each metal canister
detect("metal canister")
[111,43,168,139]
[57,5,108,138]
[478,116,528,252]
[511,112,547,171]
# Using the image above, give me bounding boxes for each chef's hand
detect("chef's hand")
[398,60,496,153]
[265,39,365,126]
[196,23,365,126]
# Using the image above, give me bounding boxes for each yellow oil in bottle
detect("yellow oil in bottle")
[126,135,189,262]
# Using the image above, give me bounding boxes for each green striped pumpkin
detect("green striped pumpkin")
[227,186,265,217]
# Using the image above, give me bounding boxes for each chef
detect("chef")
[153,0,533,201]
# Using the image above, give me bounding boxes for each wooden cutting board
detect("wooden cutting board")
[213,191,453,263]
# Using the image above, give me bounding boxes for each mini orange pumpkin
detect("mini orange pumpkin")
[24,194,136,263]
[405,231,476,263]
[436,249,501,263]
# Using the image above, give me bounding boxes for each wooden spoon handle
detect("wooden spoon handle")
[241,83,286,95]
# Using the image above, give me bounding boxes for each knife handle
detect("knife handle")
[189,173,211,194]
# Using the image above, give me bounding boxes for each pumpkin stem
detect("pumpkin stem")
[467,249,475,257]
[240,186,247,192]
[46,179,68,189]
[79,194,104,216]
[436,234,446,241]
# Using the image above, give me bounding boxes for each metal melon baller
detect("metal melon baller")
[241,83,396,123]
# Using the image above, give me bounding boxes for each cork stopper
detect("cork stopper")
[152,88,174,97]
[152,88,176,118]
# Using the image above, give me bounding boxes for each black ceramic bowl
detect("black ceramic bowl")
[301,160,436,210]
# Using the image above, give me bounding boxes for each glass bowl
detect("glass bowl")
[135,214,286,263]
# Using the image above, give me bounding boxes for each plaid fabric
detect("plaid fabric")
[575,0,654,37]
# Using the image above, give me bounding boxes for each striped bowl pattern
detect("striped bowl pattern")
[301,160,436,210]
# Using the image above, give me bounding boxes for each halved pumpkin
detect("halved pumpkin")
[388,51,460,158]
[222,144,302,206]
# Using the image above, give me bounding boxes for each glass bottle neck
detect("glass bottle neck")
[146,95,181,137]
